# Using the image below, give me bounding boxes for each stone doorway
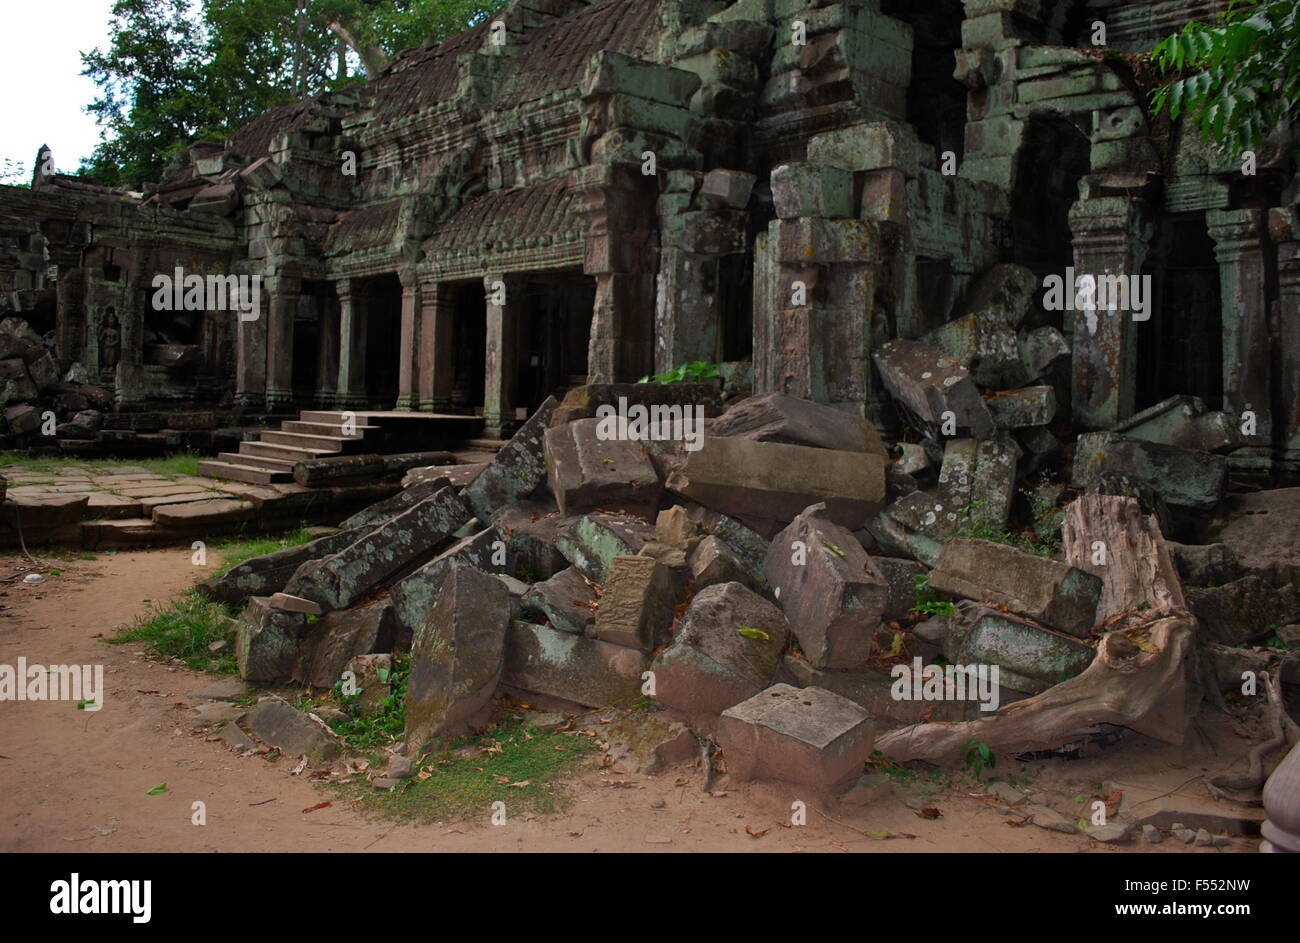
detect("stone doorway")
[362,273,402,409]
[513,270,595,415]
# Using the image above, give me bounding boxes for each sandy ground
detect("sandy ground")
[0,547,1265,853]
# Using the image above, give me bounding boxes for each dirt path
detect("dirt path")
[0,548,1261,853]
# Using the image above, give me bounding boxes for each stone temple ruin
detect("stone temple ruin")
[2,0,1299,841]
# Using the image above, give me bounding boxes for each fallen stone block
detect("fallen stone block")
[550,382,722,427]
[555,512,655,581]
[503,620,647,708]
[876,556,926,621]
[598,711,698,774]
[1111,395,1239,454]
[1205,487,1300,579]
[242,695,340,761]
[464,396,557,522]
[1073,432,1227,513]
[688,534,758,590]
[492,502,569,580]
[1167,541,1241,587]
[686,505,770,585]
[543,417,662,519]
[4,404,41,435]
[709,391,887,455]
[592,555,677,651]
[292,598,394,689]
[1017,326,1070,381]
[869,492,955,566]
[521,567,598,635]
[936,436,1021,530]
[700,168,756,209]
[389,527,507,645]
[651,582,789,716]
[405,567,511,748]
[779,657,983,724]
[200,528,365,609]
[945,610,1096,695]
[872,339,994,440]
[339,476,459,531]
[930,538,1103,637]
[236,596,307,682]
[765,503,888,669]
[922,313,1023,388]
[985,386,1057,429]
[268,593,323,615]
[288,487,471,610]
[665,436,886,536]
[1187,576,1300,646]
[717,683,876,792]
[954,264,1035,325]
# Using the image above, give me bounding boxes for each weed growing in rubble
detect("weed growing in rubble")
[638,360,722,384]
[109,591,237,674]
[326,656,410,753]
[214,527,315,572]
[332,713,600,823]
[911,573,956,618]
[955,499,1058,559]
[963,739,996,779]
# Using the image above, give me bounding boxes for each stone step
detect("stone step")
[298,410,356,424]
[464,438,507,452]
[281,420,377,437]
[261,429,354,451]
[195,460,292,485]
[220,451,296,472]
[239,440,329,463]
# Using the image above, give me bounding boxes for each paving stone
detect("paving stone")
[651,582,789,716]
[717,683,876,792]
[765,503,888,669]
[153,498,255,526]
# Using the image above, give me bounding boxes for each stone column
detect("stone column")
[264,275,301,410]
[418,278,455,412]
[483,274,521,436]
[54,266,85,370]
[115,262,147,410]
[395,270,421,411]
[1068,195,1154,429]
[235,286,268,410]
[336,278,368,409]
[315,284,340,409]
[1269,207,1300,473]
[1208,209,1273,455]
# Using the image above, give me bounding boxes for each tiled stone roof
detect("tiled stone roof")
[323,200,403,255]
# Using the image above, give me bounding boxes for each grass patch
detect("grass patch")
[108,590,238,674]
[333,715,599,824]
[213,526,315,575]
[0,450,202,477]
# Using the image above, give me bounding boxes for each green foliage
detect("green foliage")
[962,738,996,779]
[638,361,722,385]
[324,654,410,752]
[1150,0,1300,155]
[954,499,1058,559]
[109,590,238,674]
[213,526,314,573]
[0,158,30,188]
[78,0,507,189]
[910,573,956,618]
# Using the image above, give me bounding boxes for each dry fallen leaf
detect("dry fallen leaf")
[745,825,769,838]
[301,801,331,814]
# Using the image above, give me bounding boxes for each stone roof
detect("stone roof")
[323,200,403,256]
[427,178,576,255]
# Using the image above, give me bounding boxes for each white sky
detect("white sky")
[0,0,120,178]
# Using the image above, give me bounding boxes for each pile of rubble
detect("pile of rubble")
[0,315,116,446]
[201,293,1300,806]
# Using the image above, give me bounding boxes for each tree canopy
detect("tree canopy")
[1151,0,1300,157]
[79,0,506,189]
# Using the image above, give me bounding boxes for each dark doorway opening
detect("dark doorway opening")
[1137,214,1223,410]
[291,283,321,405]
[1011,117,1091,280]
[362,273,402,408]
[514,270,595,414]
[448,280,486,414]
[718,255,753,363]
[883,0,967,161]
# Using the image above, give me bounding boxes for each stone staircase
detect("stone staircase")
[197,410,382,484]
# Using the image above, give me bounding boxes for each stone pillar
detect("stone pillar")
[1207,209,1273,454]
[1068,196,1154,429]
[395,270,421,411]
[588,271,655,383]
[336,278,367,409]
[264,275,301,410]
[655,248,719,374]
[483,274,522,435]
[235,287,268,410]
[115,264,147,410]
[315,285,340,409]
[418,279,455,413]
[1269,207,1300,473]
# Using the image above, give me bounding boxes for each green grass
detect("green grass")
[332,714,600,824]
[213,526,315,574]
[108,590,238,675]
[0,450,202,477]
